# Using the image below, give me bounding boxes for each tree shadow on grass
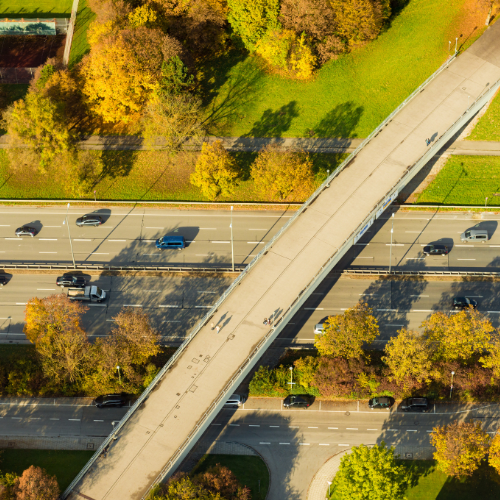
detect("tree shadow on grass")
[244,101,300,139]
[311,101,364,139]
[92,150,137,193]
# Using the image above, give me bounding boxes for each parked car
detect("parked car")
[0,275,8,287]
[56,275,86,288]
[460,229,488,243]
[283,394,314,409]
[423,244,449,256]
[93,394,127,408]
[400,397,430,413]
[452,297,477,310]
[368,396,395,410]
[155,235,185,250]
[76,214,103,227]
[15,226,36,237]
[224,394,244,408]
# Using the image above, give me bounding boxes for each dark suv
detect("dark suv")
[368,396,395,410]
[76,215,103,227]
[93,394,127,408]
[283,395,314,409]
[15,226,36,237]
[423,244,449,256]
[400,397,430,413]
[56,275,86,288]
[452,297,477,310]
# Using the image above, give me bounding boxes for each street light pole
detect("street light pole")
[449,371,455,399]
[230,205,234,272]
[455,37,458,54]
[63,203,76,268]
[389,213,395,274]
[485,197,488,208]
[327,481,333,497]
[288,366,295,393]
[117,365,121,384]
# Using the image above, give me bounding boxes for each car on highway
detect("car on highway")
[460,228,488,243]
[423,244,449,256]
[224,394,244,408]
[400,397,430,413]
[76,214,103,227]
[93,394,127,408]
[156,235,185,250]
[15,226,36,237]
[283,394,314,409]
[0,276,8,287]
[56,275,87,288]
[314,316,329,334]
[452,297,477,310]
[368,396,395,410]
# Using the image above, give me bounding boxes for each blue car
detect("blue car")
[156,235,185,250]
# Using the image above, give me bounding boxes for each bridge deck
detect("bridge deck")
[69,23,500,500]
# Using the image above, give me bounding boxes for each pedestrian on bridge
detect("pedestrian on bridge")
[216,325,220,334]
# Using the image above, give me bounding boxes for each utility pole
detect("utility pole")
[63,203,76,268]
[230,206,234,272]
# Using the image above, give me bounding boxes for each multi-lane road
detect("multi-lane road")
[0,207,291,266]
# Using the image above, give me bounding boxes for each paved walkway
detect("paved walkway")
[307,450,351,500]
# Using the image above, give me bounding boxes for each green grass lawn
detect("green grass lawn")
[0,0,72,17]
[191,454,269,500]
[330,460,500,500]
[0,150,344,202]
[0,449,94,491]
[467,90,500,141]
[69,0,95,68]
[201,0,472,139]
[416,155,500,206]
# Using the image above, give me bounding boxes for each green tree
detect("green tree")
[422,310,493,362]
[0,470,18,500]
[160,56,194,95]
[293,356,318,389]
[333,443,407,500]
[315,303,378,359]
[382,329,434,392]
[2,92,73,172]
[251,145,314,201]
[431,420,490,477]
[227,0,280,50]
[23,295,90,385]
[190,141,238,200]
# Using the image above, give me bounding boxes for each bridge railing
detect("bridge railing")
[61,53,466,499]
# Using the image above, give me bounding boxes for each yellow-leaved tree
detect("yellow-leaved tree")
[489,433,500,473]
[190,140,239,200]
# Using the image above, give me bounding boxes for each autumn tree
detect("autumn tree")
[334,443,407,500]
[14,466,59,500]
[293,356,319,390]
[479,340,500,378]
[251,145,314,201]
[0,470,17,500]
[422,310,494,362]
[431,420,490,477]
[141,91,204,150]
[190,141,238,200]
[313,356,367,398]
[195,464,251,499]
[315,303,378,359]
[382,329,434,392]
[227,0,280,50]
[2,92,74,172]
[24,295,90,384]
[488,433,500,473]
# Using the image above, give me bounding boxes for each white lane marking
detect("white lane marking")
[308,426,318,429]
[11,417,21,420]
[299,443,310,446]
[376,309,397,312]
[68,419,81,421]
[74,239,91,242]
[328,427,338,429]
[248,241,265,244]
[142,254,161,256]
[410,295,429,297]
[490,245,500,247]
[40,238,57,241]
[260,442,271,445]
[406,257,425,260]
[319,444,330,446]
[466,296,483,297]
[5,238,18,240]
[355,243,369,246]
[388,429,399,431]
[195,305,212,308]
[304,307,324,310]
[37,289,56,291]
[108,239,126,242]
[212,241,230,244]
[411,309,433,312]
[346,428,358,430]
[487,311,500,314]
[198,291,217,294]
[123,304,142,307]
[249,425,260,427]
[426,430,433,433]
[50,418,59,420]
[457,259,476,261]
[269,425,280,428]
[158,305,180,308]
[367,429,378,431]
[94,419,104,422]
[162,320,181,323]
[359,293,377,296]
[385,324,405,326]
[386,243,404,246]
[39,252,57,254]
[15,303,27,305]
[407,430,417,432]
[229,424,240,426]
[0,225,10,226]
[338,444,350,447]
[279,442,290,445]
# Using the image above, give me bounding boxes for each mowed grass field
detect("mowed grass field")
[0,0,72,17]
[467,90,500,141]
[0,150,344,202]
[330,461,500,500]
[416,156,500,206]
[202,0,477,138]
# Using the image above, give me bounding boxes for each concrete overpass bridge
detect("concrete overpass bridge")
[64,21,500,500]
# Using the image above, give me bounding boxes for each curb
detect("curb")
[239,443,272,500]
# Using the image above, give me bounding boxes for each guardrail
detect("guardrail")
[61,53,465,499]
[0,263,245,273]
[344,269,500,277]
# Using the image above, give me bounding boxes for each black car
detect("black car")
[368,396,395,410]
[93,394,127,408]
[15,226,36,237]
[76,215,103,227]
[0,275,8,287]
[283,394,314,409]
[423,244,449,256]
[56,275,86,288]
[452,297,477,310]
[400,397,430,413]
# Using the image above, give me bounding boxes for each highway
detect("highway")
[341,210,500,271]
[0,207,291,266]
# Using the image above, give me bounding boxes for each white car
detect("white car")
[224,394,244,407]
[314,323,325,334]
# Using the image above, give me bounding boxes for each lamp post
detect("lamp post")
[449,371,455,399]
[94,190,97,203]
[448,40,451,53]
[327,481,333,497]
[230,205,234,272]
[288,366,295,393]
[389,213,395,274]
[485,196,488,208]
[455,37,458,54]
[326,169,330,188]
[63,203,76,268]
[117,365,121,384]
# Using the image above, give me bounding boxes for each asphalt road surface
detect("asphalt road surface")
[0,207,291,266]
[340,210,500,271]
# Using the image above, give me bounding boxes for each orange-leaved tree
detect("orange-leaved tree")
[14,466,59,500]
